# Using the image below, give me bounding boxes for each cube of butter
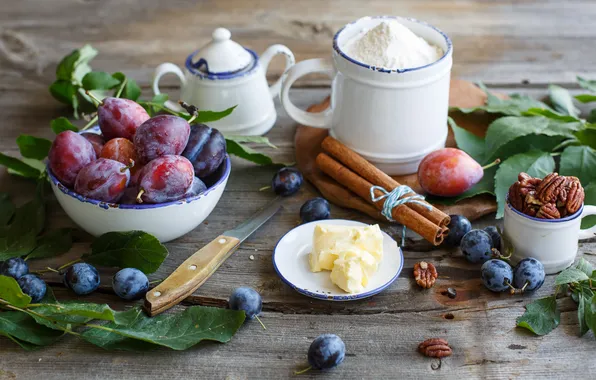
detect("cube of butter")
[330,248,379,293]
[309,224,383,272]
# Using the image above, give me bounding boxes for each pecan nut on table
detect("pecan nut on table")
[418,338,453,358]
[508,172,585,218]
[413,261,438,289]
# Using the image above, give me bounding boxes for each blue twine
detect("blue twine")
[370,185,431,247]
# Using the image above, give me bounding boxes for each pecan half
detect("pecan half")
[518,172,542,195]
[536,173,566,203]
[508,182,524,211]
[418,338,452,358]
[413,261,438,289]
[536,203,561,219]
[566,177,584,214]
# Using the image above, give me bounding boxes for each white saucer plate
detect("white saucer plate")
[273,219,403,301]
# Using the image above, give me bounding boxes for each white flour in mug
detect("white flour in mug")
[342,20,443,70]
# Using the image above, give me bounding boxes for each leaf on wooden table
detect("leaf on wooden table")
[80,306,246,351]
[0,152,44,179]
[548,84,580,117]
[0,193,46,260]
[426,166,497,205]
[584,294,596,334]
[494,151,555,218]
[226,139,283,166]
[85,231,168,274]
[523,108,581,122]
[16,135,52,160]
[25,228,73,260]
[559,145,596,184]
[0,275,32,307]
[555,267,590,285]
[448,117,485,163]
[573,258,595,277]
[516,296,560,336]
[29,301,136,331]
[0,311,64,349]
[0,193,15,226]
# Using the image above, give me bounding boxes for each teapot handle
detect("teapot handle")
[152,63,187,111]
[260,44,295,99]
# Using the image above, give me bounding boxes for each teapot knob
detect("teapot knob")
[212,28,231,42]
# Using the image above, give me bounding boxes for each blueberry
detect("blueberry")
[272,167,303,196]
[483,226,502,251]
[300,198,331,223]
[17,274,46,302]
[229,287,262,319]
[0,257,29,279]
[63,263,100,295]
[481,259,513,292]
[461,230,493,264]
[444,215,471,247]
[308,334,346,370]
[513,258,545,292]
[112,268,149,300]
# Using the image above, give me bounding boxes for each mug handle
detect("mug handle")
[260,44,296,99]
[152,63,187,111]
[280,58,335,128]
[578,205,596,240]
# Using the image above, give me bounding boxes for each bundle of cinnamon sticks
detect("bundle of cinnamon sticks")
[316,136,450,245]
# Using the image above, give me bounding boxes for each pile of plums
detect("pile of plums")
[48,97,226,204]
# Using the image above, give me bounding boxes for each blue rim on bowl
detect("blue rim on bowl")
[185,49,259,80]
[506,195,584,223]
[272,220,404,301]
[332,15,453,74]
[48,125,231,210]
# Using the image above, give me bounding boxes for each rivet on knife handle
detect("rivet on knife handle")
[144,235,240,316]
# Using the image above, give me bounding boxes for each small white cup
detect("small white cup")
[280,16,453,175]
[504,201,596,274]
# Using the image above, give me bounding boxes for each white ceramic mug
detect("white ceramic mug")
[280,16,453,175]
[504,201,596,274]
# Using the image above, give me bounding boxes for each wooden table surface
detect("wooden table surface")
[1,1,595,379]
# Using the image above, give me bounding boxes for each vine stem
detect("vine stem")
[81,115,99,131]
[115,78,128,98]
[293,366,312,375]
[0,299,80,337]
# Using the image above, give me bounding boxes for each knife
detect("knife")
[144,197,282,316]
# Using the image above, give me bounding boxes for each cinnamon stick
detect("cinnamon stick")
[316,153,448,245]
[321,136,450,228]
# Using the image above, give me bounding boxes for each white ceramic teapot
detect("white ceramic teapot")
[153,28,295,135]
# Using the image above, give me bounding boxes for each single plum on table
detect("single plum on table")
[97,97,149,140]
[443,215,472,247]
[74,158,131,202]
[272,167,303,196]
[136,155,194,204]
[513,258,545,292]
[418,148,499,197]
[134,115,190,163]
[112,268,149,300]
[80,133,105,157]
[300,198,331,223]
[229,287,266,329]
[460,229,493,264]
[0,257,29,279]
[182,124,226,178]
[307,334,346,371]
[63,263,100,296]
[481,259,513,293]
[100,138,139,172]
[17,274,47,302]
[49,130,97,187]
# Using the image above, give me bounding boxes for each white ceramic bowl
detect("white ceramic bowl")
[48,128,231,243]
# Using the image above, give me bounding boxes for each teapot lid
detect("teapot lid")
[190,28,253,74]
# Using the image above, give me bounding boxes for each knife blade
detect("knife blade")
[144,197,282,316]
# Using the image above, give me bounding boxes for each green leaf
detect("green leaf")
[0,275,32,307]
[426,165,497,205]
[548,85,580,117]
[587,110,596,124]
[0,311,64,348]
[0,193,45,260]
[85,231,168,274]
[55,45,97,83]
[453,84,552,116]
[194,106,236,123]
[584,294,596,334]
[80,306,245,351]
[448,117,485,162]
[516,296,560,336]
[49,80,77,106]
[226,139,281,166]
[224,135,278,149]
[16,135,52,160]
[574,94,596,104]
[151,93,168,105]
[25,228,73,260]
[29,301,134,331]
[555,267,589,285]
[494,151,555,218]
[578,76,596,92]
[574,258,594,277]
[581,183,596,230]
[82,71,121,90]
[0,193,15,226]
[523,108,581,122]
[559,145,596,184]
[484,116,583,163]
[50,117,79,134]
[111,73,141,101]
[0,152,44,179]
[578,294,589,336]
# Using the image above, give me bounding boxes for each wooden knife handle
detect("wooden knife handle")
[144,235,240,316]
